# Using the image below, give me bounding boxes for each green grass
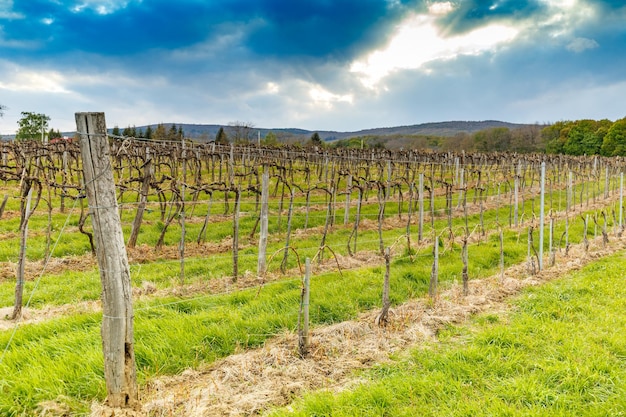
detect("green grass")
[0,210,610,415]
[0,192,608,310]
[0,166,621,415]
[269,251,626,417]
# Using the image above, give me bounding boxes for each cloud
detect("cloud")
[566,37,599,53]
[435,0,544,36]
[2,0,626,136]
[0,0,413,63]
[350,4,519,88]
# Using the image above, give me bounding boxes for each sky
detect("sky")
[0,0,625,136]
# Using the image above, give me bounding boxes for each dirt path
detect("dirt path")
[124,234,626,417]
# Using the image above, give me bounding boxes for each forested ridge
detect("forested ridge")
[332,117,626,156]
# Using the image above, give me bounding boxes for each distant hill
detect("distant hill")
[334,120,531,139]
[117,120,536,142]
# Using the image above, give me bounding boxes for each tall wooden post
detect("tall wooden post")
[76,112,137,409]
[418,173,424,242]
[539,161,545,271]
[298,258,311,357]
[376,247,391,326]
[257,165,269,276]
[619,172,624,232]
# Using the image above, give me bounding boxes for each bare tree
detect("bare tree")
[228,121,255,143]
[0,104,6,117]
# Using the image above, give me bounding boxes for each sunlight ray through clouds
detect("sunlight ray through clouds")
[350,2,519,88]
[309,86,353,109]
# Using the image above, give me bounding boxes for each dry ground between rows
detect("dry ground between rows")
[86,232,626,417]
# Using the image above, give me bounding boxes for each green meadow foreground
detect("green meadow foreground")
[268,251,626,417]
[1,217,625,416]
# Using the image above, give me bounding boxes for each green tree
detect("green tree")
[168,123,178,140]
[16,112,50,141]
[144,125,153,139]
[48,128,62,139]
[473,127,511,152]
[261,131,279,146]
[542,121,571,154]
[601,118,626,156]
[112,126,121,136]
[215,127,229,144]
[562,119,607,155]
[441,133,474,152]
[153,123,167,140]
[310,132,322,145]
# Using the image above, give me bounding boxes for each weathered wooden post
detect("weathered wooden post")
[514,162,520,227]
[376,247,391,326]
[619,172,624,232]
[539,161,545,271]
[180,139,187,284]
[233,186,241,281]
[12,173,40,320]
[298,258,311,357]
[75,112,137,409]
[344,174,352,225]
[429,236,439,300]
[418,172,424,242]
[257,165,269,276]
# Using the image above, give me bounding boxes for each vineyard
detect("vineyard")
[1,122,626,415]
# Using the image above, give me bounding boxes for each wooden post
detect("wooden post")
[179,140,187,284]
[418,173,424,242]
[499,228,505,283]
[233,187,241,281]
[257,165,269,276]
[462,235,469,296]
[281,187,295,273]
[61,150,68,212]
[344,174,352,225]
[429,236,439,300]
[12,176,40,320]
[76,112,137,409]
[549,217,555,267]
[456,167,463,210]
[539,161,545,271]
[605,166,610,199]
[376,247,391,326]
[298,258,311,357]
[128,147,151,248]
[619,172,624,232]
[0,194,9,219]
[514,163,520,227]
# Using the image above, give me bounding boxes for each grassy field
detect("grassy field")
[269,251,626,416]
[0,146,624,416]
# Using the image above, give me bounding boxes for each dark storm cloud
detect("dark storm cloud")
[1,0,416,61]
[435,0,626,37]
[245,0,415,59]
[435,0,545,35]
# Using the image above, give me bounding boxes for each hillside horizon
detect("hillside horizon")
[109,120,540,142]
[0,120,543,142]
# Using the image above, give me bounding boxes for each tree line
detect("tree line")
[330,117,626,156]
[543,118,626,157]
[3,105,625,157]
[111,123,184,141]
